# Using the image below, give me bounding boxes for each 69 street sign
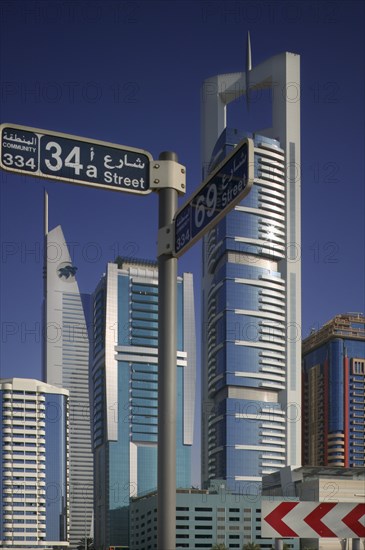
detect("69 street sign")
[0,123,152,194]
[174,137,254,256]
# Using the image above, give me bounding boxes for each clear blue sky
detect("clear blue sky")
[1,1,364,482]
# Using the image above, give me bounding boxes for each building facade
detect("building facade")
[302,313,365,467]
[43,216,93,548]
[201,50,301,491]
[0,378,69,549]
[130,480,299,550]
[91,257,196,549]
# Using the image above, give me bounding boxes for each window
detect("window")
[352,358,365,375]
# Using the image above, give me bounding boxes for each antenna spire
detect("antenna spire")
[246,31,252,112]
[44,189,48,235]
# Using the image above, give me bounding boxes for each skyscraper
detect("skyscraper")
[302,313,365,467]
[91,257,196,549]
[0,378,69,549]
[43,196,93,549]
[201,48,301,490]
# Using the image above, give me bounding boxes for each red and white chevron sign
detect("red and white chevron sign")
[262,501,365,538]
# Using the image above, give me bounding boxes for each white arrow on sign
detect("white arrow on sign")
[262,501,365,539]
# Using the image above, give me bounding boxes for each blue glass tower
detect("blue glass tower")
[202,128,292,492]
[92,257,196,549]
[201,49,301,493]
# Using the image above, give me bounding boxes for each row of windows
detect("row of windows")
[132,284,158,295]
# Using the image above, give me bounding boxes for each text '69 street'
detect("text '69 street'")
[174,137,254,256]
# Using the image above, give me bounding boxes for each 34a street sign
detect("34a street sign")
[174,137,254,257]
[262,501,365,539]
[0,123,152,194]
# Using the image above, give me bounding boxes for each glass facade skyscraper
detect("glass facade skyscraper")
[43,220,93,549]
[201,51,301,491]
[302,313,365,467]
[202,129,290,490]
[0,378,69,548]
[91,257,196,549]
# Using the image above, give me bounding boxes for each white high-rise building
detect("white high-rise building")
[43,195,93,549]
[0,378,69,549]
[201,45,301,490]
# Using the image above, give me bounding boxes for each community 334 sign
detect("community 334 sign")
[0,123,152,194]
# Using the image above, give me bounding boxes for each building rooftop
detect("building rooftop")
[131,480,234,503]
[302,313,365,354]
[114,255,158,269]
[262,466,365,494]
[0,377,69,395]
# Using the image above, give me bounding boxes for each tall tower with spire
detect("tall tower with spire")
[201,35,301,491]
[43,192,94,548]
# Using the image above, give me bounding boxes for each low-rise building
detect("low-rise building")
[130,480,299,549]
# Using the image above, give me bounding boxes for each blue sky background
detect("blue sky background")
[0,1,364,484]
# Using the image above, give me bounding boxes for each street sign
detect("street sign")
[0,123,152,194]
[174,137,254,257]
[262,501,365,539]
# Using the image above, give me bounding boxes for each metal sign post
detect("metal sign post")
[156,152,179,550]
